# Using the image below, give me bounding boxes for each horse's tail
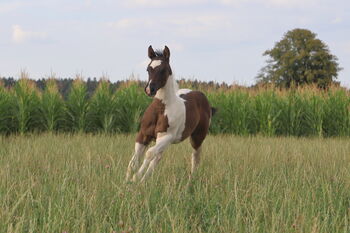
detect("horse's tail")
[211,107,217,117]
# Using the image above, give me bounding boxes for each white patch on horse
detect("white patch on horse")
[155,75,186,143]
[150,60,162,68]
[157,132,167,138]
[177,89,192,96]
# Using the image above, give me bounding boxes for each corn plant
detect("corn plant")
[12,75,41,134]
[114,83,150,133]
[303,94,325,137]
[323,90,350,137]
[65,78,90,132]
[276,92,304,136]
[40,79,65,132]
[0,83,14,134]
[0,77,349,137]
[252,91,282,136]
[207,91,252,135]
[89,80,118,133]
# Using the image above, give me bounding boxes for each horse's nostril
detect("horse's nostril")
[150,87,155,93]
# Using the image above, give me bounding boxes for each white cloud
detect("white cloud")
[12,25,48,43]
[110,14,233,38]
[109,18,155,29]
[124,0,207,7]
[0,1,25,13]
[166,42,184,52]
[220,0,317,8]
[344,42,350,54]
[331,17,342,24]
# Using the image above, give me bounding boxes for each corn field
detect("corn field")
[1,75,350,137]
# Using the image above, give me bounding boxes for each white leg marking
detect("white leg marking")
[191,146,202,176]
[126,143,146,182]
[140,152,163,183]
[133,134,173,182]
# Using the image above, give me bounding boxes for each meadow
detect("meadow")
[1,75,350,232]
[0,134,350,232]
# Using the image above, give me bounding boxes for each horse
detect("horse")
[125,45,216,183]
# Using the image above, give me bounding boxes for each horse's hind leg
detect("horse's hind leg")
[125,132,149,182]
[189,136,203,178]
[189,121,209,178]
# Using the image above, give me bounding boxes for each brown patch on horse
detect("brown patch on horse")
[136,98,169,145]
[180,91,212,149]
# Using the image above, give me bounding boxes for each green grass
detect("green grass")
[1,134,349,232]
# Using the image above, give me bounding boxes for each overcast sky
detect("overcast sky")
[0,0,349,86]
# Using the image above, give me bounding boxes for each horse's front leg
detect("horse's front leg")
[126,134,148,182]
[133,134,173,183]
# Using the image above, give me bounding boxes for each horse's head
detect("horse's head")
[145,45,172,97]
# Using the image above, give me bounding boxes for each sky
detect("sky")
[0,0,349,86]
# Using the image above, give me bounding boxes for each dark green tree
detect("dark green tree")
[257,28,341,88]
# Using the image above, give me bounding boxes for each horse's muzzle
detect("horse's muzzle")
[145,82,156,97]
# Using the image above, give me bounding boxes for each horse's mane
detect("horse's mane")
[154,50,164,58]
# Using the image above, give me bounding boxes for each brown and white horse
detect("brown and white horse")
[126,45,216,183]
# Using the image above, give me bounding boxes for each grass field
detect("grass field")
[1,134,350,232]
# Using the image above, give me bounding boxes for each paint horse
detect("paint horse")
[126,45,216,183]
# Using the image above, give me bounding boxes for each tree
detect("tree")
[256,28,341,88]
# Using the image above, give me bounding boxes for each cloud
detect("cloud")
[124,0,207,7]
[331,17,342,24]
[109,14,233,38]
[12,25,48,43]
[0,1,25,13]
[123,0,319,9]
[110,18,155,29]
[344,42,350,54]
[220,0,317,8]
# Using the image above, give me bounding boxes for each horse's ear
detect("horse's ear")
[148,45,156,59]
[163,46,170,61]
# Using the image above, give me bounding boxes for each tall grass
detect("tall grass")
[0,77,349,137]
[1,134,349,232]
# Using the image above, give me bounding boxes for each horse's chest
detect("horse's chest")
[163,100,186,142]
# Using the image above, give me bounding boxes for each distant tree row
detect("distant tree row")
[0,77,120,99]
[0,76,232,99]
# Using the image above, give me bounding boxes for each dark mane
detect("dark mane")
[154,50,164,58]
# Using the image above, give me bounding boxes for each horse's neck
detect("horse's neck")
[155,75,179,105]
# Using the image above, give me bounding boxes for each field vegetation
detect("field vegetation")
[0,134,349,232]
[0,72,350,137]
